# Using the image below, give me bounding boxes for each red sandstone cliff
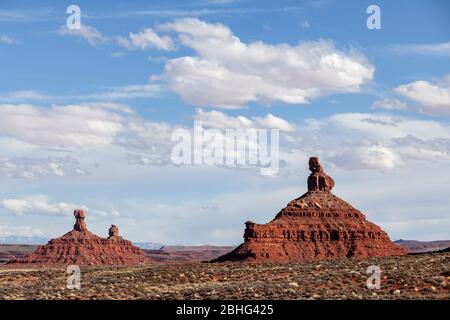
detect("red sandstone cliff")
[213,157,407,262]
[8,210,150,266]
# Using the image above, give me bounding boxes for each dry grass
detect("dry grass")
[0,252,448,300]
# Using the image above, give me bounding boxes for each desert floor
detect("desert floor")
[0,252,448,300]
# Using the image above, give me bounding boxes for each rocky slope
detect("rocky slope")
[214,157,406,262]
[7,210,150,266]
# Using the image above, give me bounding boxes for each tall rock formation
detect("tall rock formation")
[8,210,150,266]
[214,157,407,262]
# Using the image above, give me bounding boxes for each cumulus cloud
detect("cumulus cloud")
[0,90,50,102]
[329,145,403,170]
[293,113,450,171]
[1,196,115,217]
[253,114,296,132]
[0,156,87,179]
[116,28,174,51]
[58,24,174,51]
[0,103,130,148]
[193,108,296,131]
[2,101,450,175]
[0,102,178,167]
[58,24,107,46]
[0,224,45,237]
[118,120,178,165]
[371,98,408,111]
[55,18,374,109]
[394,75,450,114]
[1,197,76,216]
[155,18,374,108]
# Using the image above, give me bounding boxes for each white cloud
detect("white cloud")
[58,24,108,46]
[0,156,87,179]
[325,113,450,140]
[194,108,296,131]
[119,120,178,165]
[294,112,450,171]
[394,75,450,114]
[0,224,45,237]
[371,98,408,111]
[1,196,116,218]
[81,84,161,100]
[329,145,403,170]
[389,42,450,57]
[2,197,76,216]
[58,24,174,51]
[0,35,18,45]
[117,28,174,51]
[0,102,178,166]
[0,103,130,148]
[0,90,51,102]
[2,101,450,176]
[253,114,296,132]
[156,18,374,108]
[0,85,160,103]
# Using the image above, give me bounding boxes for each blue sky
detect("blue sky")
[0,0,449,244]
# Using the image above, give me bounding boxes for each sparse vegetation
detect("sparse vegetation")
[0,252,448,300]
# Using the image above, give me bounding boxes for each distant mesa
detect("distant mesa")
[213,156,407,262]
[8,209,150,266]
[394,239,450,254]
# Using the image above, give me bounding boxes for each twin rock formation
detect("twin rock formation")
[8,209,149,266]
[214,157,406,262]
[9,157,406,265]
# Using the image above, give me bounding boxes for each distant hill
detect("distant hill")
[0,244,37,264]
[0,243,234,265]
[133,242,164,250]
[395,239,450,253]
[143,245,235,263]
[0,236,48,245]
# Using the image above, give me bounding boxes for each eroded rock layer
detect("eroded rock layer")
[8,210,150,266]
[214,157,407,262]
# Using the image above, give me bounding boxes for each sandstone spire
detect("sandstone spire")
[307,156,335,192]
[108,224,120,238]
[8,210,150,266]
[213,156,407,262]
[73,209,87,231]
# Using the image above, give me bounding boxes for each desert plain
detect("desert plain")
[0,248,448,300]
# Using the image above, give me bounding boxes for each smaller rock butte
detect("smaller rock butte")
[8,210,150,266]
[213,156,407,262]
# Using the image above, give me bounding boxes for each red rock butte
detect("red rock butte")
[213,156,407,262]
[8,209,150,266]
